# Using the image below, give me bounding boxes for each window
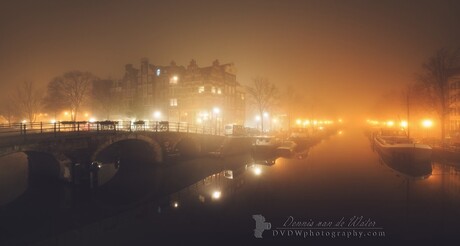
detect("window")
[170,98,178,107]
[198,86,205,93]
[169,75,179,84]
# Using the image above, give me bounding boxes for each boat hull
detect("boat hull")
[374,138,432,163]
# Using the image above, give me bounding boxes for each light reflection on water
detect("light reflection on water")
[1,128,460,244]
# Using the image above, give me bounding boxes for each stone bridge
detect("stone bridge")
[0,121,241,184]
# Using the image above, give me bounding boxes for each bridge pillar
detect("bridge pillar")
[53,153,74,183]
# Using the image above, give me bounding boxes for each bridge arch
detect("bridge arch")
[171,136,202,158]
[92,134,163,163]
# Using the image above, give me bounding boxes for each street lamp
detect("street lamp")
[153,111,162,120]
[213,107,220,134]
[421,119,433,140]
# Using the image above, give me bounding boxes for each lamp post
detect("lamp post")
[213,107,220,135]
[422,119,433,143]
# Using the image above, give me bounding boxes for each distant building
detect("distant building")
[448,68,460,136]
[112,58,245,128]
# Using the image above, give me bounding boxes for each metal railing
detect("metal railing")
[0,120,223,138]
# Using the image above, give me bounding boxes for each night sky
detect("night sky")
[1,0,460,119]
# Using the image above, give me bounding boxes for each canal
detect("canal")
[1,127,460,245]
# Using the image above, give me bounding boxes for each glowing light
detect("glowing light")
[153,111,161,119]
[255,115,261,121]
[296,119,302,125]
[50,119,56,124]
[212,191,222,199]
[196,118,203,124]
[338,130,343,135]
[84,113,89,117]
[22,120,27,124]
[173,202,179,208]
[213,107,220,114]
[263,112,269,118]
[303,120,310,125]
[253,167,262,176]
[64,111,69,116]
[386,121,394,127]
[338,118,343,123]
[88,118,96,123]
[422,119,433,128]
[400,121,408,128]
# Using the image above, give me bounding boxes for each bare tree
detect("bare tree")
[92,79,119,120]
[246,77,278,132]
[0,97,19,126]
[15,81,43,123]
[45,71,96,121]
[416,48,460,142]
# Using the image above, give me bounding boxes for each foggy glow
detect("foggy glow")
[89,118,96,123]
[153,111,161,119]
[212,191,222,199]
[173,202,179,208]
[213,107,220,114]
[253,167,262,176]
[422,119,433,128]
[50,119,56,124]
[400,121,408,128]
[386,121,394,127]
[263,112,269,118]
[296,119,302,125]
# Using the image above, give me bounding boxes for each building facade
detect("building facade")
[112,58,245,128]
[449,68,460,136]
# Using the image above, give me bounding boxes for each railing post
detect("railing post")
[40,122,43,133]
[177,122,180,132]
[53,122,57,137]
[187,123,189,133]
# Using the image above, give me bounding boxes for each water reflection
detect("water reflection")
[165,154,279,208]
[0,153,28,206]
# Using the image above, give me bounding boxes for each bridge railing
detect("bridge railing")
[0,120,222,139]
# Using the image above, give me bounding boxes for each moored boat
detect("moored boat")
[252,136,281,153]
[374,135,432,163]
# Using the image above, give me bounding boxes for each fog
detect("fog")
[1,0,460,121]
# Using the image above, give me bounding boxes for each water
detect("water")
[1,128,460,245]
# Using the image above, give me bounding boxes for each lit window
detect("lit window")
[198,86,205,93]
[156,69,161,76]
[170,75,179,84]
[217,88,222,94]
[170,98,178,107]
[212,87,216,93]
